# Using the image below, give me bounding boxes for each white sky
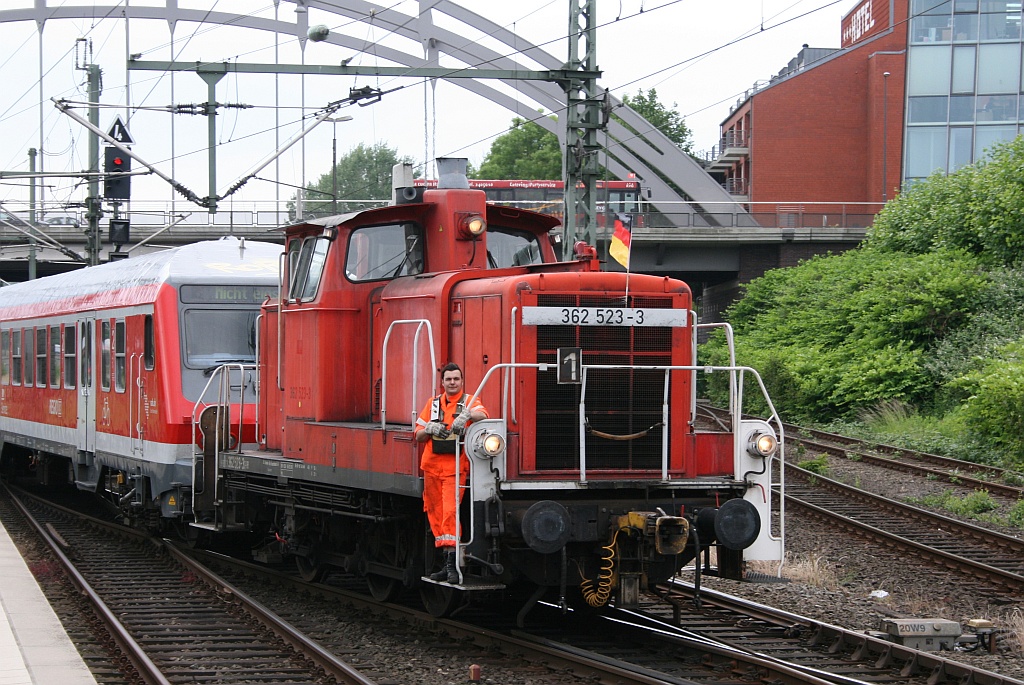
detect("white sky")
[0,0,852,215]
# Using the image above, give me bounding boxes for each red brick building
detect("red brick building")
[708,0,909,224]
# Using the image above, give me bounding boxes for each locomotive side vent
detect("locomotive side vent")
[534,294,673,471]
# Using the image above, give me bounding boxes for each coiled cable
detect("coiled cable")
[580,529,620,607]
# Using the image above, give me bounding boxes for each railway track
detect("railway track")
[699,404,1024,500]
[783,463,1024,597]
[629,581,1022,685]
[2,483,376,685]
[6,480,1022,685]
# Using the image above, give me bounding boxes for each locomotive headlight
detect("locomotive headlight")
[747,431,778,458]
[458,213,487,239]
[476,431,506,458]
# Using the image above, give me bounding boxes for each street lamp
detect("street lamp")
[882,71,890,202]
[326,115,353,214]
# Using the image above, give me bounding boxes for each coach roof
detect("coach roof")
[0,237,281,317]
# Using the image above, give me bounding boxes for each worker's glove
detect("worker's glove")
[451,409,472,435]
[425,421,450,438]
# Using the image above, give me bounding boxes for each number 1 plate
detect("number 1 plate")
[521,306,687,327]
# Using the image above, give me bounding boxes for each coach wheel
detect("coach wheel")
[419,583,460,617]
[367,575,402,603]
[295,555,329,583]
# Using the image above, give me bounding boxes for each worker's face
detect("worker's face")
[442,370,463,397]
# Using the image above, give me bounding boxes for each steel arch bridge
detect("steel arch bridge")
[1,0,743,222]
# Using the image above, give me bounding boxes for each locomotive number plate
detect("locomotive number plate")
[521,306,687,327]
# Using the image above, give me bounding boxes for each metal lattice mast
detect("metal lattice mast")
[562,0,602,250]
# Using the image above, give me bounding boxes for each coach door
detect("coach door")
[76,317,96,454]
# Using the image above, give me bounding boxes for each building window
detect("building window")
[64,325,76,389]
[100,321,111,391]
[49,325,60,388]
[906,126,950,177]
[954,13,981,41]
[976,94,1018,120]
[978,43,1020,92]
[979,9,1021,41]
[908,46,953,95]
[951,46,977,92]
[909,96,950,122]
[949,127,975,170]
[114,320,126,393]
[975,124,1017,159]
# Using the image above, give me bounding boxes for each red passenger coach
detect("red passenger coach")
[0,238,280,528]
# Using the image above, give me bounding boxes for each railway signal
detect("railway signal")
[103,147,131,200]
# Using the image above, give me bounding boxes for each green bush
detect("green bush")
[952,339,1024,468]
[797,455,830,475]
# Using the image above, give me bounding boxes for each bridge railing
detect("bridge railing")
[0,199,884,234]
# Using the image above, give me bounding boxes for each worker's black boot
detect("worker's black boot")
[446,550,460,584]
[429,550,452,581]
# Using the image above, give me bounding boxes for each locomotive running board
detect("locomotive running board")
[420,576,505,591]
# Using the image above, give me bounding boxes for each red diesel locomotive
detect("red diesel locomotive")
[1,162,784,618]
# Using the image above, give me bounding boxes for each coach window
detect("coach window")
[100,321,111,392]
[49,326,60,388]
[345,223,423,282]
[144,315,155,370]
[35,327,47,387]
[11,330,21,386]
[1,330,8,385]
[80,322,92,389]
[114,320,126,392]
[64,325,76,389]
[24,328,34,387]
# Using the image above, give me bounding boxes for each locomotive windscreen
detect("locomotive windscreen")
[533,294,675,471]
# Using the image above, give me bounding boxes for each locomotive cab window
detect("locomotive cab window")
[486,226,544,268]
[1,330,8,385]
[288,236,329,301]
[345,222,423,281]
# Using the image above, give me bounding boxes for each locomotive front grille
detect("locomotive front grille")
[533,294,674,470]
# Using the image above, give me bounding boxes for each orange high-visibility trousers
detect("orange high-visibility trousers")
[423,470,467,548]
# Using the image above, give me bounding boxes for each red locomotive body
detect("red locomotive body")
[220,161,784,615]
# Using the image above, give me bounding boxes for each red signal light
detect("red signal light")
[112,157,124,166]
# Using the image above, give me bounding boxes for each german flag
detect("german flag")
[609,214,631,268]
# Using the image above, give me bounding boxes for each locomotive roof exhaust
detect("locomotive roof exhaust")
[392,158,471,205]
[435,158,470,189]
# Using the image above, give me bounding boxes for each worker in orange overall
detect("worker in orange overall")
[415,362,488,583]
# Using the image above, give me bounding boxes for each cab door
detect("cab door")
[76,317,96,454]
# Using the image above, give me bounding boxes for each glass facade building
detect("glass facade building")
[905,0,1024,181]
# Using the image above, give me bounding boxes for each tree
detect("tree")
[302,142,416,216]
[869,135,1024,267]
[475,115,562,179]
[619,88,693,153]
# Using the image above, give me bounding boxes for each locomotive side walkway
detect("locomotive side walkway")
[0,516,96,685]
